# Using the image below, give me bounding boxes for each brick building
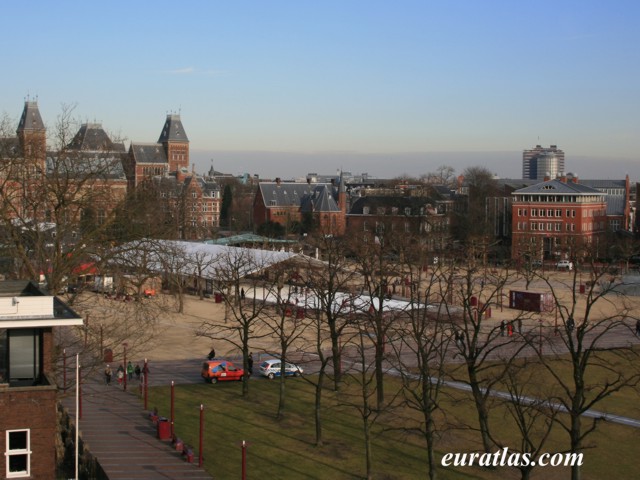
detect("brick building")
[253,178,347,236]
[511,177,608,262]
[0,281,83,479]
[126,113,221,238]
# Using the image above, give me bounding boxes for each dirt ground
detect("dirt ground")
[120,268,640,366]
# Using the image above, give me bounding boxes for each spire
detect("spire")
[17,100,45,134]
[158,113,189,144]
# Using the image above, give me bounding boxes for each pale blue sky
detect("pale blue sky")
[2,1,639,179]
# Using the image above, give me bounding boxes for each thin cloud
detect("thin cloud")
[162,67,229,77]
[166,67,196,75]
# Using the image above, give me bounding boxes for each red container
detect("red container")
[509,290,553,312]
[157,419,171,440]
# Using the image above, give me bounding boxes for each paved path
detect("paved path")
[60,373,212,480]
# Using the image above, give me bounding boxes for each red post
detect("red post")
[242,440,247,480]
[144,358,148,410]
[198,405,204,467]
[63,349,67,392]
[171,381,175,439]
[79,365,82,420]
[123,343,128,391]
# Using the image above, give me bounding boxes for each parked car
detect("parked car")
[201,360,244,384]
[556,260,573,271]
[259,359,303,380]
[530,260,543,269]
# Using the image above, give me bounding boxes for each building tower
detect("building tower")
[522,144,565,180]
[158,114,189,177]
[16,100,46,166]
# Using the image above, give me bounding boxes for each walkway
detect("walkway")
[60,372,212,480]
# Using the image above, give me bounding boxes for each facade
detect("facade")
[0,102,128,224]
[0,281,83,479]
[522,144,565,180]
[346,194,452,255]
[253,178,347,236]
[511,178,608,262]
[126,113,221,238]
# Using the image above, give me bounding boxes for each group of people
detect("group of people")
[104,361,147,386]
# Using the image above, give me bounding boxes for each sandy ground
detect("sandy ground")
[100,267,640,369]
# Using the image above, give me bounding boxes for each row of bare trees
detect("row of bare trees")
[192,226,640,480]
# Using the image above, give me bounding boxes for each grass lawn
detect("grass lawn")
[145,373,639,480]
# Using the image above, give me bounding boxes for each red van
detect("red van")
[201,360,244,384]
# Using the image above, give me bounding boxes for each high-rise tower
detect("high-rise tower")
[522,144,565,180]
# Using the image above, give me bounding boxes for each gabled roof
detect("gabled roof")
[17,101,45,132]
[67,123,125,152]
[512,179,603,195]
[158,114,189,143]
[130,143,168,164]
[259,182,340,212]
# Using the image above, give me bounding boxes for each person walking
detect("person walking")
[500,320,506,337]
[134,364,141,380]
[104,365,112,386]
[247,352,254,376]
[127,361,134,381]
[207,347,216,360]
[117,365,124,385]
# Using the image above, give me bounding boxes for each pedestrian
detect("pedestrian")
[517,318,523,334]
[134,363,141,380]
[241,288,245,300]
[117,365,124,385]
[247,352,254,376]
[207,347,216,360]
[500,320,506,337]
[635,319,640,337]
[507,322,514,337]
[104,365,112,386]
[127,361,134,381]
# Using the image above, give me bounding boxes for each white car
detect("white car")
[556,260,573,271]
[259,359,303,379]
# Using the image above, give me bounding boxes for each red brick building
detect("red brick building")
[511,177,608,262]
[126,113,222,237]
[0,281,83,479]
[253,178,347,236]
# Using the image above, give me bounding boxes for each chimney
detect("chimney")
[544,172,551,181]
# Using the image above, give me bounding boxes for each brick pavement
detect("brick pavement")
[60,375,212,480]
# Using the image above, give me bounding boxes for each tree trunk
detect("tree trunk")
[314,369,325,446]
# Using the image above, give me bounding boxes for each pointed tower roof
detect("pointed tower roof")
[67,123,125,151]
[17,100,45,133]
[158,114,189,143]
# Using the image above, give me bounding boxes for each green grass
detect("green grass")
[145,375,640,480]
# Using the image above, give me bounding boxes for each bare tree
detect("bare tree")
[533,262,640,480]
[447,256,528,455]
[197,247,291,395]
[260,262,311,419]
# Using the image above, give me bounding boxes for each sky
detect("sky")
[1,1,639,180]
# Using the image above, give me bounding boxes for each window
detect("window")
[6,430,30,478]
[531,209,537,217]
[555,209,561,217]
